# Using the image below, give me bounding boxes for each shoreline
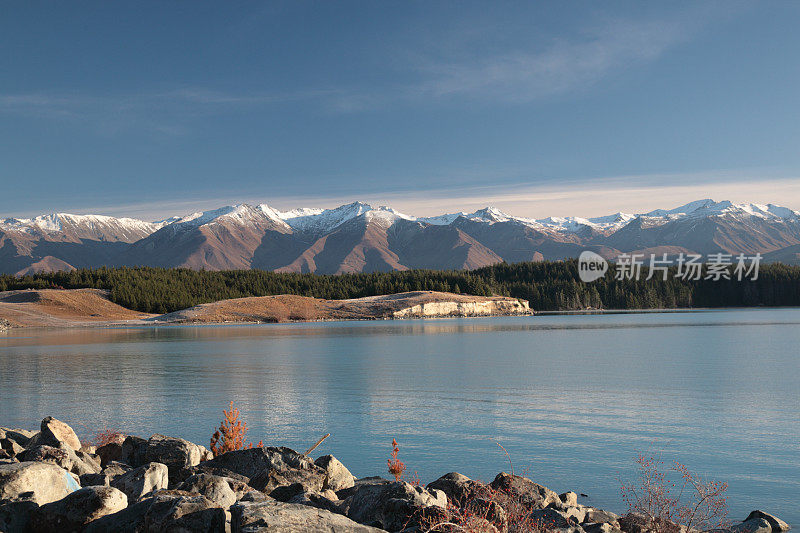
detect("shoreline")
[0,416,792,532]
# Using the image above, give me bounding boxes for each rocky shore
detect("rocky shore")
[0,417,791,533]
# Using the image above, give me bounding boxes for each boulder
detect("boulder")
[143,434,211,481]
[287,488,342,514]
[177,472,238,508]
[340,477,448,531]
[27,486,127,532]
[231,499,386,532]
[96,441,123,467]
[199,447,327,498]
[0,428,35,448]
[102,461,132,481]
[80,472,110,487]
[177,463,252,486]
[619,512,682,533]
[585,522,624,533]
[583,508,620,525]
[744,511,791,532]
[110,462,169,501]
[315,455,356,491]
[561,505,587,524]
[529,507,582,530]
[427,472,490,506]
[36,417,82,451]
[18,444,100,476]
[120,436,148,468]
[560,491,579,507]
[0,438,24,458]
[0,497,38,533]
[731,518,773,533]
[142,490,226,532]
[489,472,561,510]
[85,489,226,532]
[83,498,154,532]
[0,461,79,505]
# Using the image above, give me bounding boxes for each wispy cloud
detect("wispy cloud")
[0,7,716,127]
[409,16,693,103]
[0,88,338,135]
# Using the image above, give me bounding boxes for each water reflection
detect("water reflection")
[0,310,798,525]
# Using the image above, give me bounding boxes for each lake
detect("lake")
[1,309,798,526]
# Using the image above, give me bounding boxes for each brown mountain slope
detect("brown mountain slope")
[0,289,153,327]
[152,291,530,324]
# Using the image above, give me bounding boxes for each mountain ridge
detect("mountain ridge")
[3,198,800,274]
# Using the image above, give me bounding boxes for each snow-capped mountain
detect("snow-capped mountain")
[3,198,800,275]
[0,213,166,242]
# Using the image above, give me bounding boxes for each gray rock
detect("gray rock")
[143,434,211,482]
[96,441,123,467]
[340,477,448,531]
[80,473,111,487]
[76,450,103,473]
[231,499,386,532]
[0,439,24,458]
[744,511,791,532]
[0,461,79,505]
[585,522,623,533]
[200,447,327,498]
[85,489,226,532]
[18,444,101,476]
[427,472,490,506]
[83,498,153,533]
[560,491,579,507]
[730,518,773,533]
[28,485,127,532]
[35,416,82,451]
[619,512,682,533]
[177,472,238,508]
[142,490,226,532]
[287,488,342,514]
[110,462,169,501]
[0,428,35,448]
[489,472,561,510]
[120,436,148,468]
[583,508,620,525]
[529,507,582,529]
[0,497,38,533]
[315,455,356,492]
[561,505,587,524]
[102,460,132,481]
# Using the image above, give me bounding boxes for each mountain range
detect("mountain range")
[2,199,800,275]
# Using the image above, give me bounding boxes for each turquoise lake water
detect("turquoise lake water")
[1,309,798,525]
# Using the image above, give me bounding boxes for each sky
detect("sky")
[2,1,800,221]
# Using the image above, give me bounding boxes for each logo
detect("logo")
[578,251,608,282]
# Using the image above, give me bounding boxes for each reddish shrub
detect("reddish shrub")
[387,438,406,482]
[210,401,263,457]
[92,428,125,448]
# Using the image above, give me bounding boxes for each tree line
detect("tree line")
[1,261,798,313]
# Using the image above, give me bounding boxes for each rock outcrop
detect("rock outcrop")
[392,297,530,318]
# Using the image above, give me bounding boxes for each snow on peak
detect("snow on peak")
[0,212,167,240]
[278,201,376,233]
[418,212,467,225]
[168,203,290,230]
[465,207,512,223]
[642,199,800,221]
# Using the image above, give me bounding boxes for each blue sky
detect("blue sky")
[2,1,800,220]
